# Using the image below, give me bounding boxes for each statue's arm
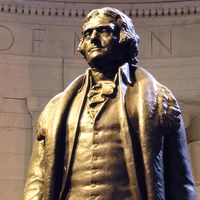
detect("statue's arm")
[162,90,196,200]
[23,138,45,200]
[23,94,61,200]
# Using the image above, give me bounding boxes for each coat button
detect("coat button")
[91,183,96,188]
[94,131,98,136]
[90,195,96,200]
[92,169,97,174]
[93,143,99,148]
[92,156,97,161]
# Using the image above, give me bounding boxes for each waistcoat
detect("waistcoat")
[66,83,134,200]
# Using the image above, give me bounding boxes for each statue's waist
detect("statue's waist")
[67,133,134,200]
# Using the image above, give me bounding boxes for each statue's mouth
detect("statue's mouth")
[88,46,103,53]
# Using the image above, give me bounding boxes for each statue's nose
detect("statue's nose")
[90,30,99,41]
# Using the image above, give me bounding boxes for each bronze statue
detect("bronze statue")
[23,7,196,200]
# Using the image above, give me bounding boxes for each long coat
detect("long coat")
[23,64,196,200]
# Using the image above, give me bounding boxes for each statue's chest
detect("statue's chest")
[67,89,133,200]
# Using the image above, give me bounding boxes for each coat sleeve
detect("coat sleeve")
[23,94,61,200]
[23,106,47,200]
[23,138,45,200]
[162,89,197,200]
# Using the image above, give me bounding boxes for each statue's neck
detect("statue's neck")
[90,67,117,84]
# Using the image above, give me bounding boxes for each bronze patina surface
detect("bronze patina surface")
[23,7,196,200]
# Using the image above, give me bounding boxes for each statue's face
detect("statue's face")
[82,15,119,67]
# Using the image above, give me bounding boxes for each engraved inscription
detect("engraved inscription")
[0,25,14,51]
[32,28,46,54]
[151,30,172,56]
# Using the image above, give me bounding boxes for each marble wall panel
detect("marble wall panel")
[0,55,63,98]
[63,58,87,86]
[0,0,199,199]
[139,57,200,101]
[189,142,200,183]
[0,98,32,200]
[1,19,200,60]
[197,186,200,200]
[137,24,200,59]
[0,153,29,181]
[0,127,32,154]
[187,111,200,143]
[0,180,24,200]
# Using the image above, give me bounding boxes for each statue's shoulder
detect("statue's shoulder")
[134,66,181,130]
[133,66,172,93]
[133,66,158,84]
[36,73,86,139]
[35,92,62,140]
[157,85,182,131]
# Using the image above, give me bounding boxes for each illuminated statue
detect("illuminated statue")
[23,7,196,200]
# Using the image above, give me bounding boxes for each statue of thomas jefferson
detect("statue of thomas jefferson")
[23,7,196,200]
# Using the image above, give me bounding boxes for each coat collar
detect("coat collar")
[120,62,134,85]
[79,62,134,93]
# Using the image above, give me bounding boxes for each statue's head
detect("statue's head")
[78,7,140,71]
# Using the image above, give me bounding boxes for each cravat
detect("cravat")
[87,81,116,107]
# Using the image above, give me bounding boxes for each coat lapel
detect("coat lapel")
[134,67,165,200]
[44,73,88,200]
[118,67,142,199]
[119,65,163,200]
[59,70,90,200]
[65,70,90,180]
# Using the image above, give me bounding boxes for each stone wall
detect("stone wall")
[0,0,199,199]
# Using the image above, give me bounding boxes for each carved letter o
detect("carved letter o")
[0,25,14,51]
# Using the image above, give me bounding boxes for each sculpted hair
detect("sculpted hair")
[78,7,140,64]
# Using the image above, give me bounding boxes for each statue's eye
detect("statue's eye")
[99,28,111,36]
[83,30,92,39]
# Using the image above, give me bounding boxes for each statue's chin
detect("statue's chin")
[86,51,124,75]
[87,55,108,68]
